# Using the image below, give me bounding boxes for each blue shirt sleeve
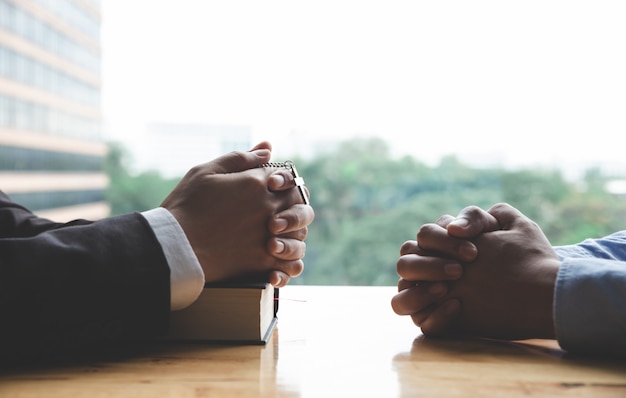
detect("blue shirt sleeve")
[553,231,626,356]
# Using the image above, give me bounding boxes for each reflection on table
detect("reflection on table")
[1,286,625,397]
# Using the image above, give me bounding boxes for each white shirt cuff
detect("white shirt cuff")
[141,207,205,311]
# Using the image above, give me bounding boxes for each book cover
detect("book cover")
[166,280,278,344]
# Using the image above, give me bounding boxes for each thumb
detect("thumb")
[486,202,527,230]
[447,205,501,238]
[250,141,273,152]
[206,143,272,174]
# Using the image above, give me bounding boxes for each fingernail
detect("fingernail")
[274,217,288,233]
[253,148,271,158]
[450,218,469,228]
[460,242,477,260]
[444,263,463,278]
[270,174,286,187]
[275,240,285,254]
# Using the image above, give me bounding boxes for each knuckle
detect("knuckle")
[416,223,440,242]
[187,164,203,175]
[489,202,510,212]
[462,205,484,218]
[229,150,249,163]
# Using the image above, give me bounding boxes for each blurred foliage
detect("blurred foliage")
[104,138,626,286]
[104,142,178,215]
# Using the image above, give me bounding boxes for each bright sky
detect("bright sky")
[101,0,626,177]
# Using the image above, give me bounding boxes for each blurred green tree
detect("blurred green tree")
[104,142,178,215]
[105,138,626,285]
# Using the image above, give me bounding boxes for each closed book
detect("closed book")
[166,281,278,344]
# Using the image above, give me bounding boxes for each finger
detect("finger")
[397,254,463,281]
[397,278,416,292]
[269,270,290,287]
[487,202,528,230]
[302,185,311,203]
[400,240,419,256]
[268,237,307,261]
[271,259,304,279]
[268,171,311,209]
[276,228,308,241]
[250,141,272,152]
[269,204,315,234]
[267,169,295,192]
[417,223,478,262]
[391,283,448,316]
[446,205,501,238]
[435,214,455,228]
[417,299,461,336]
[198,146,272,174]
[409,306,436,327]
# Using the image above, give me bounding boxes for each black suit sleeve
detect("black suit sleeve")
[0,191,89,238]
[0,192,171,363]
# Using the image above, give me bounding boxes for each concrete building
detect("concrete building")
[0,0,107,221]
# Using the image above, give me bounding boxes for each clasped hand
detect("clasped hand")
[162,141,314,287]
[391,203,561,340]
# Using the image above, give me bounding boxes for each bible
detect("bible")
[166,281,278,344]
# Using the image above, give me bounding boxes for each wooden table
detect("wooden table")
[1,286,625,397]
